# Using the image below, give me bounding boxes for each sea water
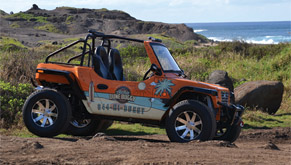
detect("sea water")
[186,21,291,44]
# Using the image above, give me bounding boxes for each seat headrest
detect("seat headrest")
[96,46,109,68]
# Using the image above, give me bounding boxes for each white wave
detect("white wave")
[208,37,279,44]
[266,36,276,38]
[245,39,278,44]
[194,29,207,33]
[208,37,232,42]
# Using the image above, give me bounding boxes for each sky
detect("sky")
[0,0,290,23]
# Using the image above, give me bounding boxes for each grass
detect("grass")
[0,36,26,50]
[34,24,61,33]
[242,109,291,129]
[106,122,166,135]
[6,13,48,23]
[10,22,20,28]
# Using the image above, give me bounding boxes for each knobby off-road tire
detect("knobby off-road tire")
[22,89,72,137]
[166,100,216,142]
[67,119,113,136]
[214,124,242,143]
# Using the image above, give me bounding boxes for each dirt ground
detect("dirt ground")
[0,127,290,165]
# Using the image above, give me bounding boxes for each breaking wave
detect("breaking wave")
[194,29,207,33]
[208,37,282,44]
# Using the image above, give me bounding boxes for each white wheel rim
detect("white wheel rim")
[31,99,58,128]
[174,111,203,141]
[70,119,91,128]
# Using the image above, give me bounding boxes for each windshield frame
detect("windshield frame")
[150,43,182,73]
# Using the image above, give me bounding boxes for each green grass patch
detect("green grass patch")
[0,37,26,48]
[10,22,20,28]
[6,13,48,23]
[243,109,291,129]
[0,37,26,51]
[34,24,61,33]
[65,15,74,24]
[105,122,166,135]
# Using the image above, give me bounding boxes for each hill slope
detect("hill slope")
[0,4,206,46]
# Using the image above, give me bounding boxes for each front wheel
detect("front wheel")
[165,100,216,142]
[22,89,72,137]
[214,124,242,143]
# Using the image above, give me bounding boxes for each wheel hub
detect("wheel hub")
[43,109,51,116]
[174,111,203,141]
[186,121,195,130]
[31,99,58,128]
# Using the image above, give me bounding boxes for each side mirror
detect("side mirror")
[150,64,162,76]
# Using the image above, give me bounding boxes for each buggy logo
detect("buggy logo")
[110,87,136,103]
[154,79,175,96]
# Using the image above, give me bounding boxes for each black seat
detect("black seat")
[109,49,124,81]
[99,47,110,69]
[92,46,112,79]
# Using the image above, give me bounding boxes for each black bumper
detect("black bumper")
[217,102,245,126]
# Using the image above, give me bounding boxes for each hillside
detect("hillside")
[0,4,206,47]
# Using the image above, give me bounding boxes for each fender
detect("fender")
[36,68,86,100]
[165,86,218,108]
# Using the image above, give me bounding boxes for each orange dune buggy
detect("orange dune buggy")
[23,30,244,142]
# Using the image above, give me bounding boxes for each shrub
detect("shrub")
[0,50,40,84]
[0,81,33,128]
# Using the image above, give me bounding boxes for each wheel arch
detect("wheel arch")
[36,68,86,100]
[160,86,217,125]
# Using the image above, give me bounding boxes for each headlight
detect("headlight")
[221,91,229,103]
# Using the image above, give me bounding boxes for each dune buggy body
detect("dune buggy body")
[23,30,244,142]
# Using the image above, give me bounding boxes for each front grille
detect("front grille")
[221,91,229,103]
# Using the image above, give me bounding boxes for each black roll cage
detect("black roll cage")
[45,30,144,66]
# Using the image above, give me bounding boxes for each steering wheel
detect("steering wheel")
[143,64,161,80]
[143,68,153,80]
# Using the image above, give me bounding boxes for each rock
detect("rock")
[262,141,280,150]
[207,70,234,92]
[234,81,284,114]
[218,141,238,148]
[1,6,207,42]
[52,41,58,45]
[31,4,40,10]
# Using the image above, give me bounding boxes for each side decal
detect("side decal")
[154,79,175,96]
[109,86,136,103]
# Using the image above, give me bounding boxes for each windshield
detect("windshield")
[151,44,181,72]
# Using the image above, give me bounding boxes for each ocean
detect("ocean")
[186,21,291,44]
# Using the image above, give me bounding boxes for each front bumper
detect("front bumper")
[218,102,245,126]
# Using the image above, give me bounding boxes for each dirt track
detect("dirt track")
[0,127,290,164]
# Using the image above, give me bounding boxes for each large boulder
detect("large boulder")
[234,81,284,114]
[207,70,234,92]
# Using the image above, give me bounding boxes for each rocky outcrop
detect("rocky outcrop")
[207,70,234,92]
[234,81,284,114]
[0,5,206,42]
[30,4,41,10]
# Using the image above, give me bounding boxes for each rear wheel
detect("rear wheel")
[165,100,216,142]
[67,118,113,136]
[22,89,72,137]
